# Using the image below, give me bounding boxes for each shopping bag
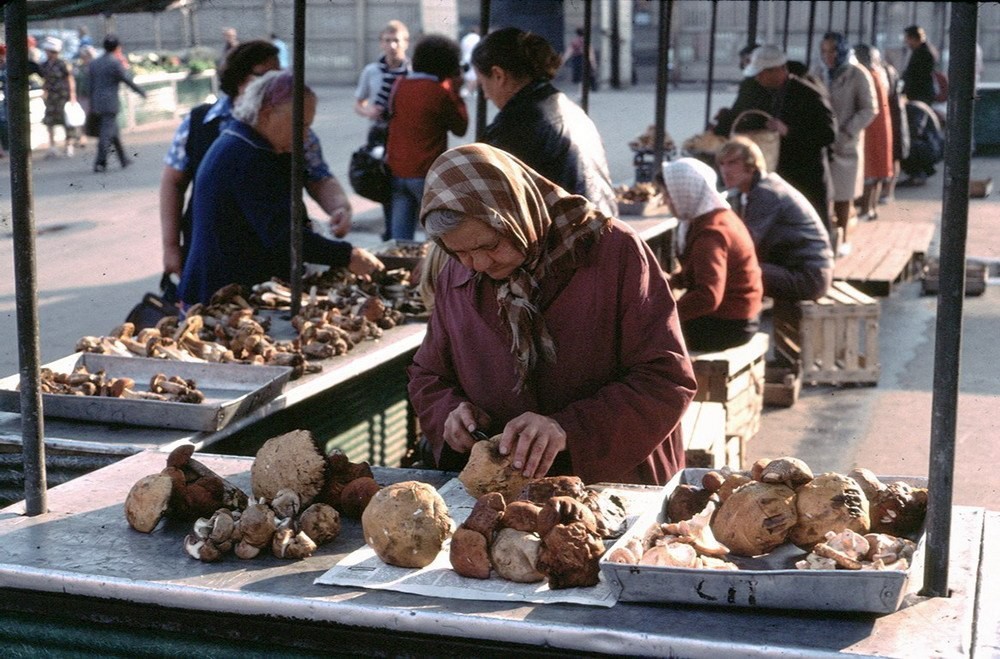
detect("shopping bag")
[348,146,392,204]
[84,112,101,138]
[124,273,181,331]
[64,101,86,128]
[730,109,781,173]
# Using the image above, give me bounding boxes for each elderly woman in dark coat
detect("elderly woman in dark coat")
[471,27,618,217]
[408,144,695,485]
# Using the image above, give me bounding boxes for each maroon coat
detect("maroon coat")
[407,220,697,485]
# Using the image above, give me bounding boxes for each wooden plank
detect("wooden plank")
[834,220,936,296]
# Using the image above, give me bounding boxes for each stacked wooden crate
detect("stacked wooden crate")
[689,332,769,470]
[773,281,880,386]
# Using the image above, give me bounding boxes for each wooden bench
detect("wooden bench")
[773,281,880,386]
[834,220,936,296]
[680,401,731,469]
[690,332,769,469]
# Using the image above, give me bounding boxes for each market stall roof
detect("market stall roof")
[7,0,183,22]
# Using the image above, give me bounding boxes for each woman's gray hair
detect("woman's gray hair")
[422,208,465,239]
[233,69,314,125]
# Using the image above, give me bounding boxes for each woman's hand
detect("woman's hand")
[443,402,492,454]
[348,247,384,277]
[499,413,567,479]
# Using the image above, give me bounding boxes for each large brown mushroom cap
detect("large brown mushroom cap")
[458,436,534,502]
[124,473,174,533]
[251,430,328,506]
[711,481,797,556]
[362,481,453,568]
[789,473,870,549]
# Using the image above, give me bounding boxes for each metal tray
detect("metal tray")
[599,468,927,614]
[375,239,428,270]
[0,353,292,431]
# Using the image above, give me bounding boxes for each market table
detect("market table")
[0,450,991,657]
[0,322,427,502]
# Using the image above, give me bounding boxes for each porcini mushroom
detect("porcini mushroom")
[250,430,328,507]
[124,473,174,533]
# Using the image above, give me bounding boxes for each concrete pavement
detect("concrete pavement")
[2,82,999,508]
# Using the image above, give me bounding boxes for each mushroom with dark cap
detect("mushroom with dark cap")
[234,500,277,559]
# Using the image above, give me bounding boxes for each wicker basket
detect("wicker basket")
[730,109,781,173]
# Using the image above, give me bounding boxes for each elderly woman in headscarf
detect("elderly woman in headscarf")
[660,158,763,352]
[408,144,696,486]
[818,32,877,255]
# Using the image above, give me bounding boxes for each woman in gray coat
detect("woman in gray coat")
[818,32,877,256]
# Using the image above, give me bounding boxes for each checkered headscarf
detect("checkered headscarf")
[660,157,730,222]
[420,143,611,393]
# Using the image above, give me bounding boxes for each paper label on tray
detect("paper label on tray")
[314,478,661,607]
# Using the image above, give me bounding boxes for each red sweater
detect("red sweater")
[674,208,763,321]
[386,77,468,178]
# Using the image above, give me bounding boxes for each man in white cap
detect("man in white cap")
[742,44,837,247]
[39,35,77,158]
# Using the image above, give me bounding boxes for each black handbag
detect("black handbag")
[348,146,391,204]
[125,273,181,330]
[348,82,398,205]
[84,112,101,138]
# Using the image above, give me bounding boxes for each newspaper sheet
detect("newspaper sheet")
[315,477,663,607]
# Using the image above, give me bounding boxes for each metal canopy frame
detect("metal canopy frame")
[5,0,981,603]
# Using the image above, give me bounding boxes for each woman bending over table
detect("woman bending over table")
[407,144,696,486]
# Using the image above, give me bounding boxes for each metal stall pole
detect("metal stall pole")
[827,0,834,33]
[747,0,760,50]
[856,0,864,44]
[5,0,47,515]
[921,0,977,600]
[870,2,878,46]
[581,0,593,113]
[289,0,306,317]
[806,0,817,68]
[782,0,792,51]
[653,0,674,175]
[610,0,620,89]
[475,0,491,140]
[844,0,852,40]
[704,1,718,130]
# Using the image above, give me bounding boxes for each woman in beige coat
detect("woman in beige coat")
[819,32,877,256]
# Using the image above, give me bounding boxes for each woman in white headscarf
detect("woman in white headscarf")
[660,158,763,351]
[409,144,696,486]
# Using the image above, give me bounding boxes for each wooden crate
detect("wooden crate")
[774,281,880,386]
[922,259,987,296]
[691,332,768,450]
[763,362,802,407]
[680,401,744,470]
[680,401,726,468]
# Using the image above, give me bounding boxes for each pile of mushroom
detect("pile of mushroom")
[449,475,627,589]
[607,497,736,570]
[645,457,927,571]
[124,429,382,564]
[76,271,424,380]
